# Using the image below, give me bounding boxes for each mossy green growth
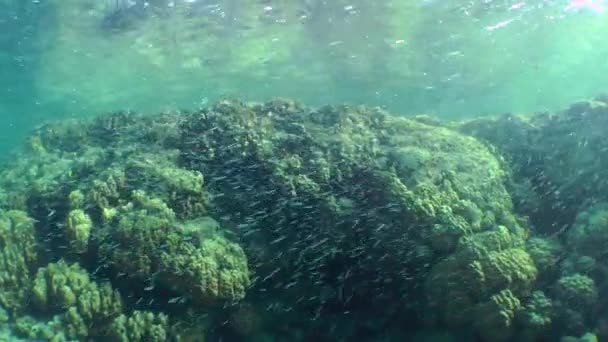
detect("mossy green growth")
[99,190,176,277]
[31,261,123,340]
[526,237,563,277]
[425,227,537,337]
[561,333,599,342]
[109,310,169,342]
[553,274,598,309]
[0,305,7,323]
[159,225,251,304]
[459,99,608,235]
[518,291,554,339]
[100,191,250,304]
[0,210,38,314]
[567,203,608,260]
[68,189,85,209]
[65,209,93,254]
[88,168,128,213]
[14,315,65,341]
[29,135,47,155]
[473,289,522,342]
[125,152,207,219]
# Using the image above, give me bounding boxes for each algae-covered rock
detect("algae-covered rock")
[158,227,250,304]
[553,274,598,309]
[561,332,599,342]
[567,203,608,260]
[0,210,38,314]
[560,254,597,277]
[14,315,65,341]
[459,97,608,234]
[99,190,177,278]
[518,291,554,340]
[425,227,537,339]
[0,98,545,340]
[124,152,207,219]
[473,289,522,342]
[65,209,93,253]
[109,310,169,342]
[31,261,123,339]
[100,190,250,304]
[177,99,531,338]
[526,237,563,280]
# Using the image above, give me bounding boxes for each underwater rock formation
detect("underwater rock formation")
[0,97,607,340]
[458,96,608,235]
[0,210,39,315]
[458,95,608,340]
[178,99,532,339]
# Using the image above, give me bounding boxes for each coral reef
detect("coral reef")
[178,99,531,339]
[98,190,250,304]
[458,96,608,235]
[0,210,38,315]
[1,97,608,340]
[31,261,123,339]
[109,310,169,342]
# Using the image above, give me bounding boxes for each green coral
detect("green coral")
[518,291,554,339]
[0,305,7,322]
[553,274,598,309]
[100,191,250,303]
[459,98,608,234]
[561,333,599,342]
[560,254,596,276]
[425,227,537,337]
[473,289,522,342]
[68,189,85,209]
[109,310,169,342]
[99,190,176,277]
[567,203,608,260]
[124,152,207,218]
[158,226,250,304]
[65,209,93,253]
[31,261,123,340]
[14,315,67,342]
[0,210,38,314]
[177,99,532,337]
[88,168,128,213]
[526,237,563,278]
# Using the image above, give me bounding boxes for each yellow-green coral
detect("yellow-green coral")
[31,261,123,340]
[100,190,176,277]
[109,310,169,342]
[100,191,250,304]
[159,230,250,304]
[526,237,563,277]
[0,210,38,314]
[481,248,538,294]
[519,291,554,340]
[68,189,85,209]
[125,153,207,218]
[473,289,522,342]
[29,135,47,155]
[65,209,93,253]
[425,228,537,336]
[567,203,608,260]
[88,168,127,212]
[14,315,66,341]
[554,274,598,309]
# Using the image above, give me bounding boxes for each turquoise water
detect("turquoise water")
[1,1,608,341]
[2,0,608,153]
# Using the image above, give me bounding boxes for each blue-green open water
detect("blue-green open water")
[2,0,607,154]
